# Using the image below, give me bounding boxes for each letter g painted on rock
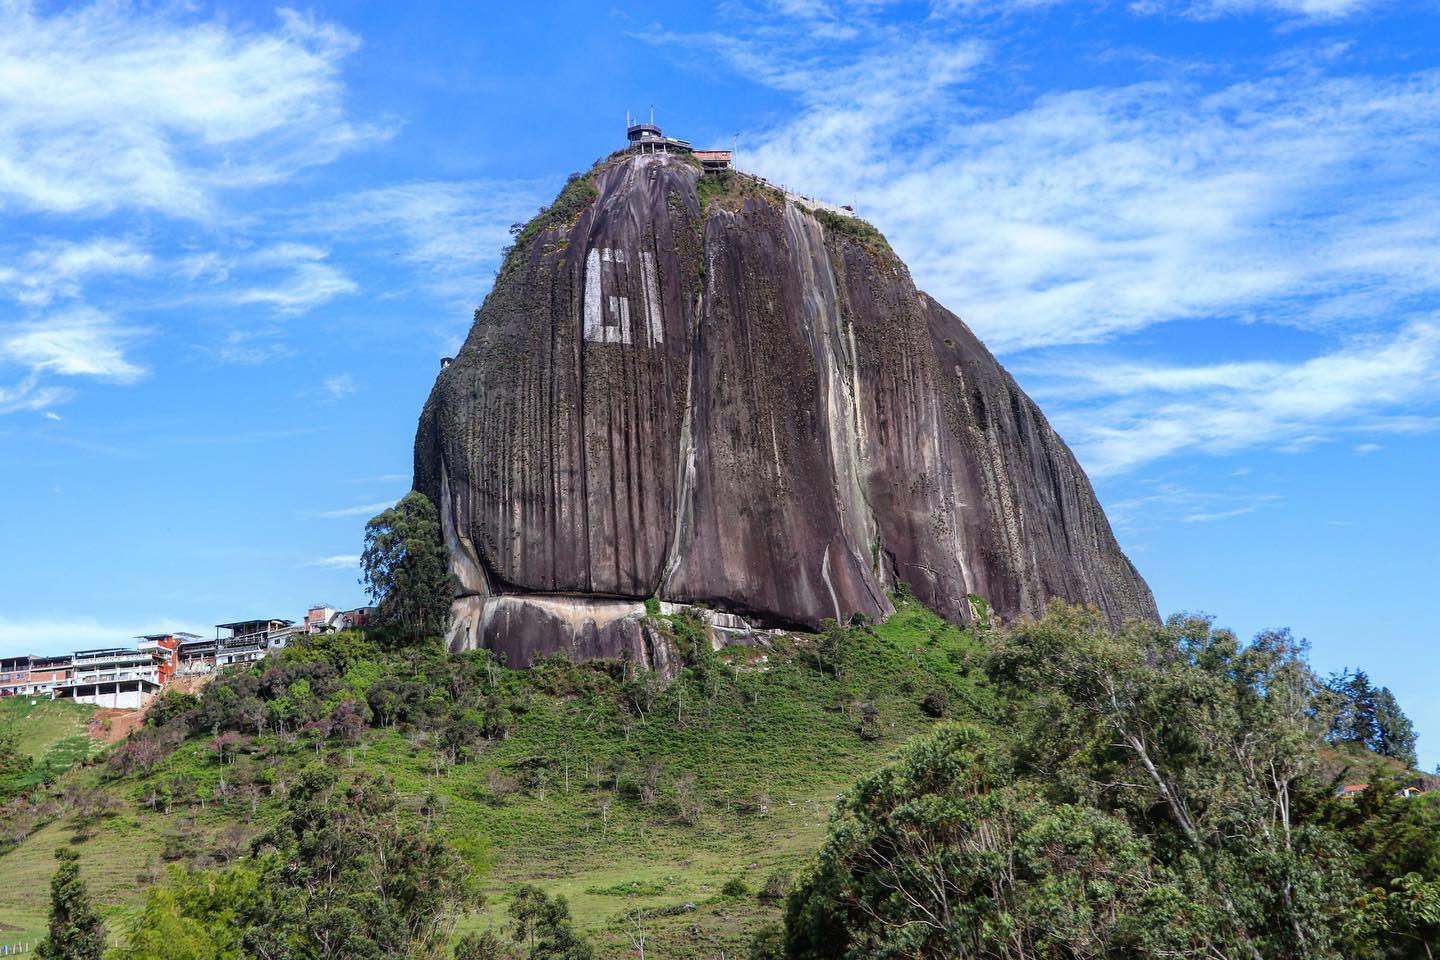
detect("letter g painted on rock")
[584,246,663,348]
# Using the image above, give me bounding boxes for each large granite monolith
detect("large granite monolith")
[414,152,1155,664]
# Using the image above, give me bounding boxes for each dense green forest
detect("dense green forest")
[2,496,1434,959]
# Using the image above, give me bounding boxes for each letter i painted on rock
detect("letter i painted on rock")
[584,246,663,348]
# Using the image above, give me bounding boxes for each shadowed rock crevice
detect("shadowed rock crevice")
[415,152,1156,662]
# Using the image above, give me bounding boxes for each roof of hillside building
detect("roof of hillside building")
[216,618,294,631]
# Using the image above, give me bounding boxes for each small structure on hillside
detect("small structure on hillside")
[305,604,337,632]
[1337,781,1431,800]
[694,149,732,172]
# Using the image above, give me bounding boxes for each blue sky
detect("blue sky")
[2,0,1437,765]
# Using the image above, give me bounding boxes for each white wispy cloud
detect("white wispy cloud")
[1031,321,1440,474]
[0,237,153,306]
[932,0,1375,20]
[1181,505,1262,523]
[224,244,358,314]
[315,501,396,519]
[0,2,384,218]
[0,3,388,409]
[303,180,546,306]
[1107,483,1283,533]
[215,330,296,367]
[323,373,356,401]
[0,306,147,412]
[1128,0,1375,20]
[0,373,71,415]
[300,554,360,569]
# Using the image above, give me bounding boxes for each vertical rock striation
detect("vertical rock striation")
[414,152,1155,663]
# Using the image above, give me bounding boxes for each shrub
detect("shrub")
[812,208,893,257]
[720,876,749,898]
[107,735,169,777]
[921,688,950,718]
[758,869,791,902]
[146,691,200,729]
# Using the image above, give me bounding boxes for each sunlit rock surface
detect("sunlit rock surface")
[414,153,1156,663]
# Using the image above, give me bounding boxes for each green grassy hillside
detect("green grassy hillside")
[0,696,97,788]
[0,598,992,957]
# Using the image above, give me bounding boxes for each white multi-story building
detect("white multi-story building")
[54,648,164,709]
[214,619,294,667]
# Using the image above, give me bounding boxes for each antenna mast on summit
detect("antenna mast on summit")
[650,105,654,125]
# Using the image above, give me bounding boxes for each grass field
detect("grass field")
[0,598,992,956]
[0,697,98,789]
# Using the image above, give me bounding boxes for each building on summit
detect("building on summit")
[625,114,731,170]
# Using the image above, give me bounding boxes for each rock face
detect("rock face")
[414,153,1155,663]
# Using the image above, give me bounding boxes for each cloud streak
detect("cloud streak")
[300,554,360,569]
[302,179,547,307]
[0,2,384,219]
[0,237,152,306]
[0,306,147,413]
[1031,321,1440,473]
[315,501,396,519]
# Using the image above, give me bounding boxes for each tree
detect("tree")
[1373,687,1418,768]
[36,847,106,960]
[360,491,457,643]
[244,764,469,959]
[1349,873,1440,960]
[455,930,511,960]
[782,724,1191,960]
[508,885,593,960]
[1328,669,1379,747]
[812,619,847,679]
[984,605,1359,960]
[146,691,201,729]
[108,866,259,960]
